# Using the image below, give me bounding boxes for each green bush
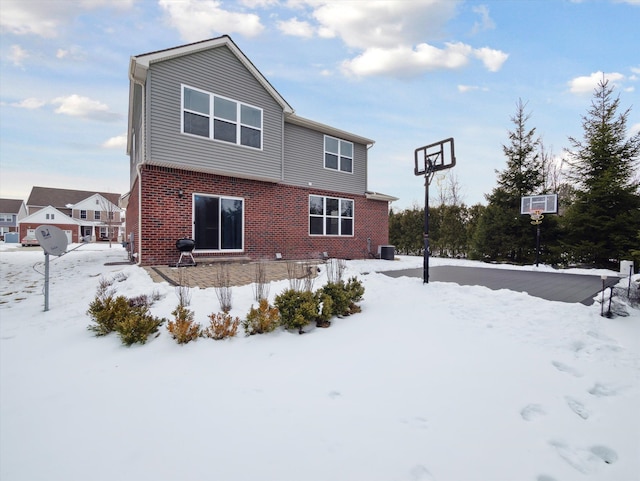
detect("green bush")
[319,277,365,317]
[115,310,165,346]
[87,278,166,345]
[315,291,334,327]
[274,289,319,333]
[88,294,132,336]
[243,299,280,335]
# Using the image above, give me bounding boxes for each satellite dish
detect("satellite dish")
[35,225,68,256]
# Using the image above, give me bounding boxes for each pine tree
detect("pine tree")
[473,99,545,263]
[563,78,640,268]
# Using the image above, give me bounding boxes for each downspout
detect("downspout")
[130,70,146,266]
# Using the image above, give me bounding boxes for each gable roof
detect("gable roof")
[27,187,121,209]
[19,205,82,225]
[129,35,293,115]
[0,198,24,214]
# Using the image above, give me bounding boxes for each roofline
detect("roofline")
[365,191,399,202]
[129,35,294,115]
[285,114,375,146]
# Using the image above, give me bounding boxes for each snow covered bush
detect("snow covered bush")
[202,312,240,340]
[242,299,280,336]
[167,305,200,344]
[87,294,131,336]
[318,277,365,317]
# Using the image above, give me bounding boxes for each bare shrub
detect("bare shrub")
[202,312,240,340]
[214,264,233,312]
[253,260,270,301]
[286,261,317,292]
[175,268,192,307]
[326,258,346,284]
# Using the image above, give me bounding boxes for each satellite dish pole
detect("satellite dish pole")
[35,225,69,311]
[414,138,456,283]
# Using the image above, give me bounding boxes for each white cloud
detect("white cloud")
[7,44,29,66]
[311,0,459,50]
[102,134,127,149]
[159,0,264,43]
[56,46,87,61]
[0,0,134,38]
[11,98,46,109]
[52,94,120,122]
[458,85,489,93]
[278,17,315,38]
[238,0,279,6]
[471,5,495,34]
[473,47,509,72]
[285,1,506,78]
[630,123,640,135]
[568,71,626,94]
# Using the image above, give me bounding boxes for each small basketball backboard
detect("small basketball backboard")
[520,194,558,215]
[414,137,456,176]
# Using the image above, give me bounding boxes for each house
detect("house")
[123,35,397,267]
[0,198,27,240]
[20,187,124,243]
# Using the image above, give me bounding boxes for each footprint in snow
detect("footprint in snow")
[564,396,590,420]
[549,439,618,474]
[409,464,435,481]
[536,476,558,481]
[520,404,546,421]
[588,382,623,397]
[551,360,583,377]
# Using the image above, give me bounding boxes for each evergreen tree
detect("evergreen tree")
[473,99,545,263]
[563,78,640,268]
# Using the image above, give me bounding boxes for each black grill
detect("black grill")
[175,238,196,266]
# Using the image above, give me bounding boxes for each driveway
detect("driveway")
[382,265,619,305]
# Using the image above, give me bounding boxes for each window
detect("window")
[94,211,101,220]
[309,195,354,236]
[80,210,87,219]
[45,213,54,220]
[108,212,115,220]
[182,85,262,149]
[0,214,12,222]
[193,194,244,250]
[324,136,353,173]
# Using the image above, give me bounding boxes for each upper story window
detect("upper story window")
[94,211,101,220]
[0,214,12,222]
[182,85,262,149]
[324,136,353,173]
[46,213,54,220]
[80,210,87,219]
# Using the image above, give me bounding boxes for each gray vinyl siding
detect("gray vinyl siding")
[283,122,367,196]
[147,46,283,181]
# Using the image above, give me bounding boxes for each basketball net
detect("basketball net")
[530,209,544,225]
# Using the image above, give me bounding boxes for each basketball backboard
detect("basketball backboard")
[414,137,456,176]
[520,194,558,215]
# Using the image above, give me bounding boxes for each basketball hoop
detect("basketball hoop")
[530,209,544,225]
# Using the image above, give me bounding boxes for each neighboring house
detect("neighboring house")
[21,187,124,242]
[123,35,397,267]
[0,198,27,239]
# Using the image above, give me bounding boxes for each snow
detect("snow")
[1,243,638,481]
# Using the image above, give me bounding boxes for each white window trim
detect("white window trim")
[181,84,263,151]
[309,195,355,237]
[192,193,245,253]
[324,135,354,174]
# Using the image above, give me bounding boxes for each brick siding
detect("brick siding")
[129,164,390,266]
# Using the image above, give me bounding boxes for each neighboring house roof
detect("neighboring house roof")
[19,206,82,225]
[0,198,24,214]
[26,187,121,209]
[129,35,294,115]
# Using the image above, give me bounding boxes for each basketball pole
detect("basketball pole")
[423,174,430,283]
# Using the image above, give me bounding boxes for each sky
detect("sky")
[0,0,639,210]
[1,243,638,480]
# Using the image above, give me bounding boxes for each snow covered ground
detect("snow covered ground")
[1,243,638,481]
